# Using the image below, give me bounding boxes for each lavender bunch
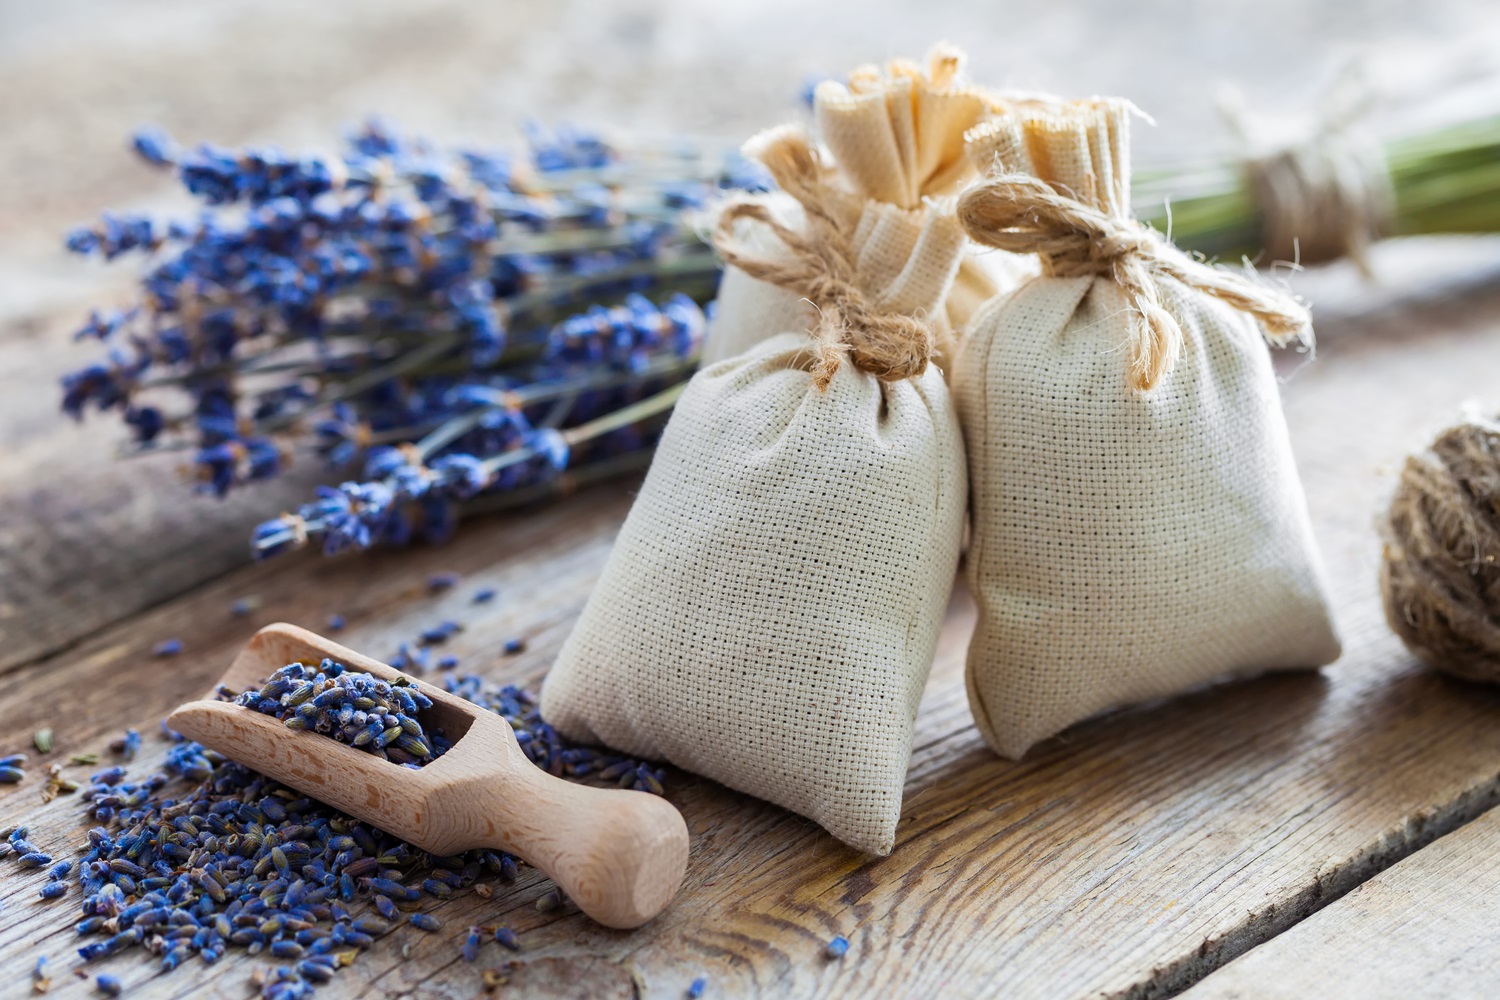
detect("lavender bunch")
[60,119,768,557]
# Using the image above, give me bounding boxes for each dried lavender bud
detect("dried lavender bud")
[0,753,26,768]
[96,972,122,996]
[151,639,182,658]
[825,935,850,960]
[428,572,460,592]
[534,888,562,912]
[688,977,708,999]
[493,926,521,952]
[230,660,450,766]
[327,614,347,632]
[39,882,67,900]
[472,588,497,604]
[107,729,141,761]
[418,621,462,646]
[408,913,442,932]
[461,926,483,962]
[502,637,526,656]
[0,766,23,784]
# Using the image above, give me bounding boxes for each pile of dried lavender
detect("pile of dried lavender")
[1,666,665,997]
[229,661,449,766]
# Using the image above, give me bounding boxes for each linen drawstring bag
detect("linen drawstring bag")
[953,99,1342,760]
[541,125,967,855]
[703,45,1033,369]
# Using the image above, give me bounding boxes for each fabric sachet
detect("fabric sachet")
[703,45,1033,370]
[953,99,1342,760]
[542,126,968,855]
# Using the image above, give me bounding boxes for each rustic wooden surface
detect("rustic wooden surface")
[5,2,1500,997]
[1181,808,1500,999]
[2,279,1500,997]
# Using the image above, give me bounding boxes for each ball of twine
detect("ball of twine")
[1380,414,1500,683]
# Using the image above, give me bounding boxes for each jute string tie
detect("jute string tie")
[957,173,1313,391]
[1221,74,1394,277]
[712,127,936,390]
[1381,414,1500,684]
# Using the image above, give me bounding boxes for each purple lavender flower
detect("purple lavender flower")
[131,124,178,167]
[60,117,742,556]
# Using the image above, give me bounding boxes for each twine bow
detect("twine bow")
[712,126,937,390]
[957,173,1312,391]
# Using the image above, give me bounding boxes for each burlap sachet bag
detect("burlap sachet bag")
[953,99,1342,760]
[703,44,1032,369]
[542,126,967,855]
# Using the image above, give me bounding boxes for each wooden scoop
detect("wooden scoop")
[166,623,689,929]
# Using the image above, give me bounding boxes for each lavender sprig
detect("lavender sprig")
[58,118,765,554]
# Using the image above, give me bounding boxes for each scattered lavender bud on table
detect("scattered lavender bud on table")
[436,655,460,671]
[230,596,260,617]
[408,913,442,932]
[0,766,23,784]
[419,620,463,646]
[107,729,140,761]
[327,614,347,632]
[32,955,50,991]
[0,753,26,768]
[535,888,562,912]
[39,882,67,900]
[493,926,521,952]
[502,637,526,656]
[688,976,708,999]
[151,639,181,658]
[472,588,497,604]
[461,925,483,961]
[825,935,850,959]
[428,572,461,592]
[96,972,122,996]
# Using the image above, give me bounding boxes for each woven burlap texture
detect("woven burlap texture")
[540,333,966,854]
[703,45,1034,369]
[954,100,1342,760]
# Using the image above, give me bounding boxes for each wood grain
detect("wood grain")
[1180,807,1500,1000]
[2,286,1500,997]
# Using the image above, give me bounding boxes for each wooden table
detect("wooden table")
[5,3,1500,997]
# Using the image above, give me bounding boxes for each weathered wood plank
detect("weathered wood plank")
[2,287,1500,998]
[1180,807,1500,1000]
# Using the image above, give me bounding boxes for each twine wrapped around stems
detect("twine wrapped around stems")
[1381,414,1500,684]
[712,126,940,390]
[957,171,1313,391]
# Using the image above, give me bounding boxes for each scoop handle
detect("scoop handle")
[476,762,691,928]
[429,713,688,929]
